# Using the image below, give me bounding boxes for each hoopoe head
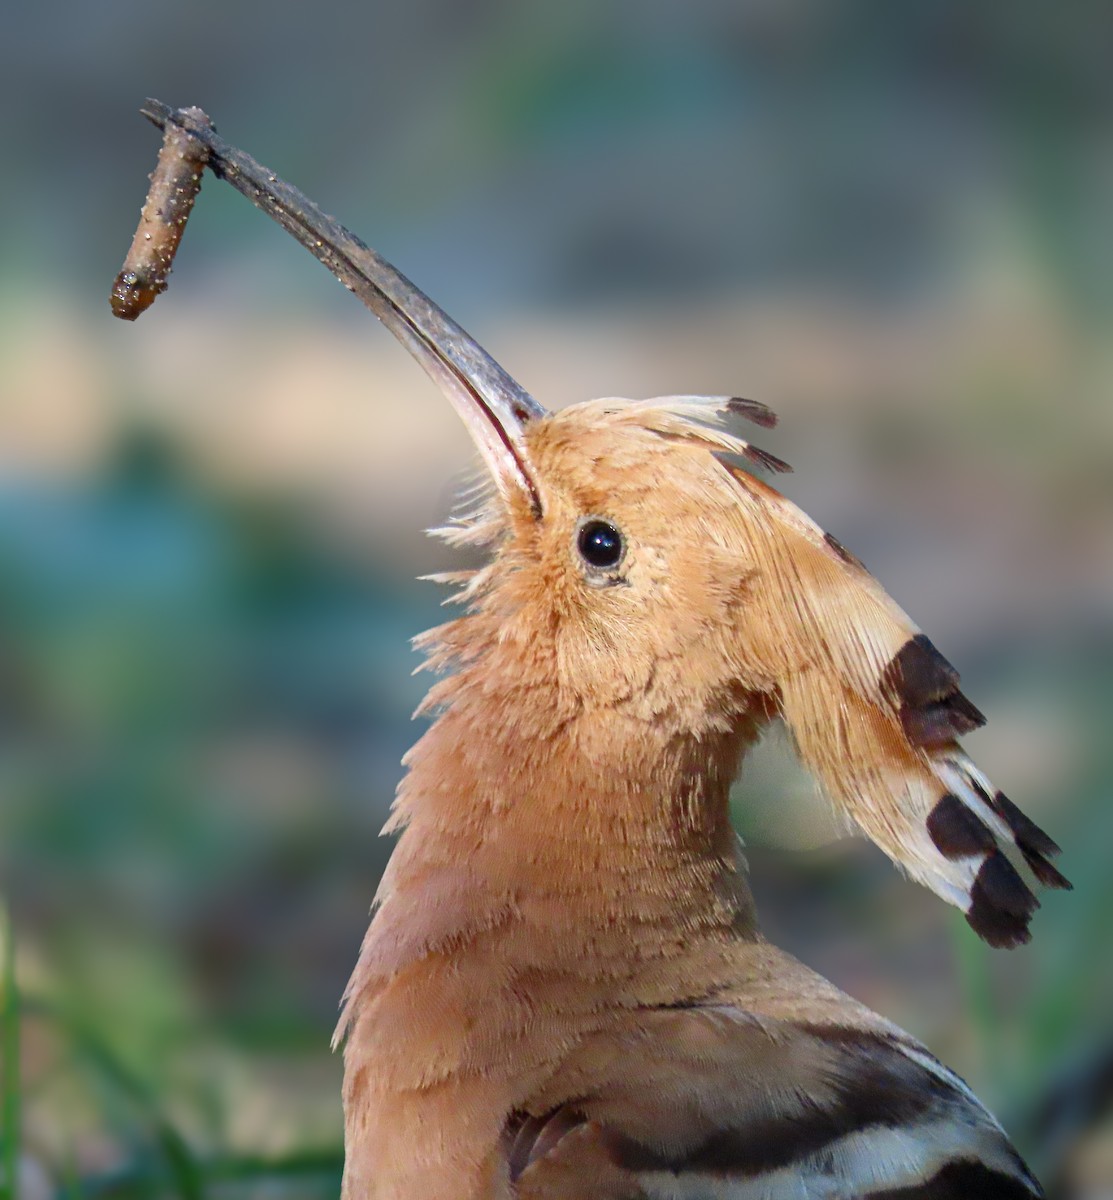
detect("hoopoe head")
[429,396,805,733]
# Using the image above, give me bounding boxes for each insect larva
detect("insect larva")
[110,107,213,320]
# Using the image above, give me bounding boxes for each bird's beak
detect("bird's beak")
[142,101,547,515]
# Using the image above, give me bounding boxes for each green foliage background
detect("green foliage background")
[1,3,1111,1196]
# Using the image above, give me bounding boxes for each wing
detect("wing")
[721,464,1069,948]
[510,1006,1042,1199]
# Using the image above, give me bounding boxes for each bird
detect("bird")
[333,395,1061,1200]
[123,106,1071,1200]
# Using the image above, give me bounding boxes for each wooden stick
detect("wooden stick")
[113,100,545,435]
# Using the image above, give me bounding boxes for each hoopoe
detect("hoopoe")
[121,104,1069,1200]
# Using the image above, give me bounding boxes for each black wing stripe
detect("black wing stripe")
[927,793,997,860]
[991,792,1071,891]
[966,851,1039,948]
[881,635,986,749]
[865,1160,1039,1199]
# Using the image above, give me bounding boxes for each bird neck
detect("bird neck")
[365,666,767,1003]
[336,655,768,1199]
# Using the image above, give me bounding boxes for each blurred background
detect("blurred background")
[1,2,1111,1196]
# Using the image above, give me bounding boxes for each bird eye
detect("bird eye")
[576,518,625,573]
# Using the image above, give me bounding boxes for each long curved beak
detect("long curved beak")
[140,100,547,516]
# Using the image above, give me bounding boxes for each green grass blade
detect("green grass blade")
[1,901,19,1200]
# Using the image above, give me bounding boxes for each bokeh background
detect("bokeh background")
[2,3,1112,1197]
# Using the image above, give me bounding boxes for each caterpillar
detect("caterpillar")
[110,106,212,320]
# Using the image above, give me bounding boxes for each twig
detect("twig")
[123,99,543,427]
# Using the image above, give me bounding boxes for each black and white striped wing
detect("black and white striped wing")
[511,1006,1042,1199]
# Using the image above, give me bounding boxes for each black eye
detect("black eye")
[577,519,625,571]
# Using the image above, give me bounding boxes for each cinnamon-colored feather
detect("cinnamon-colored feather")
[711,439,1068,947]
